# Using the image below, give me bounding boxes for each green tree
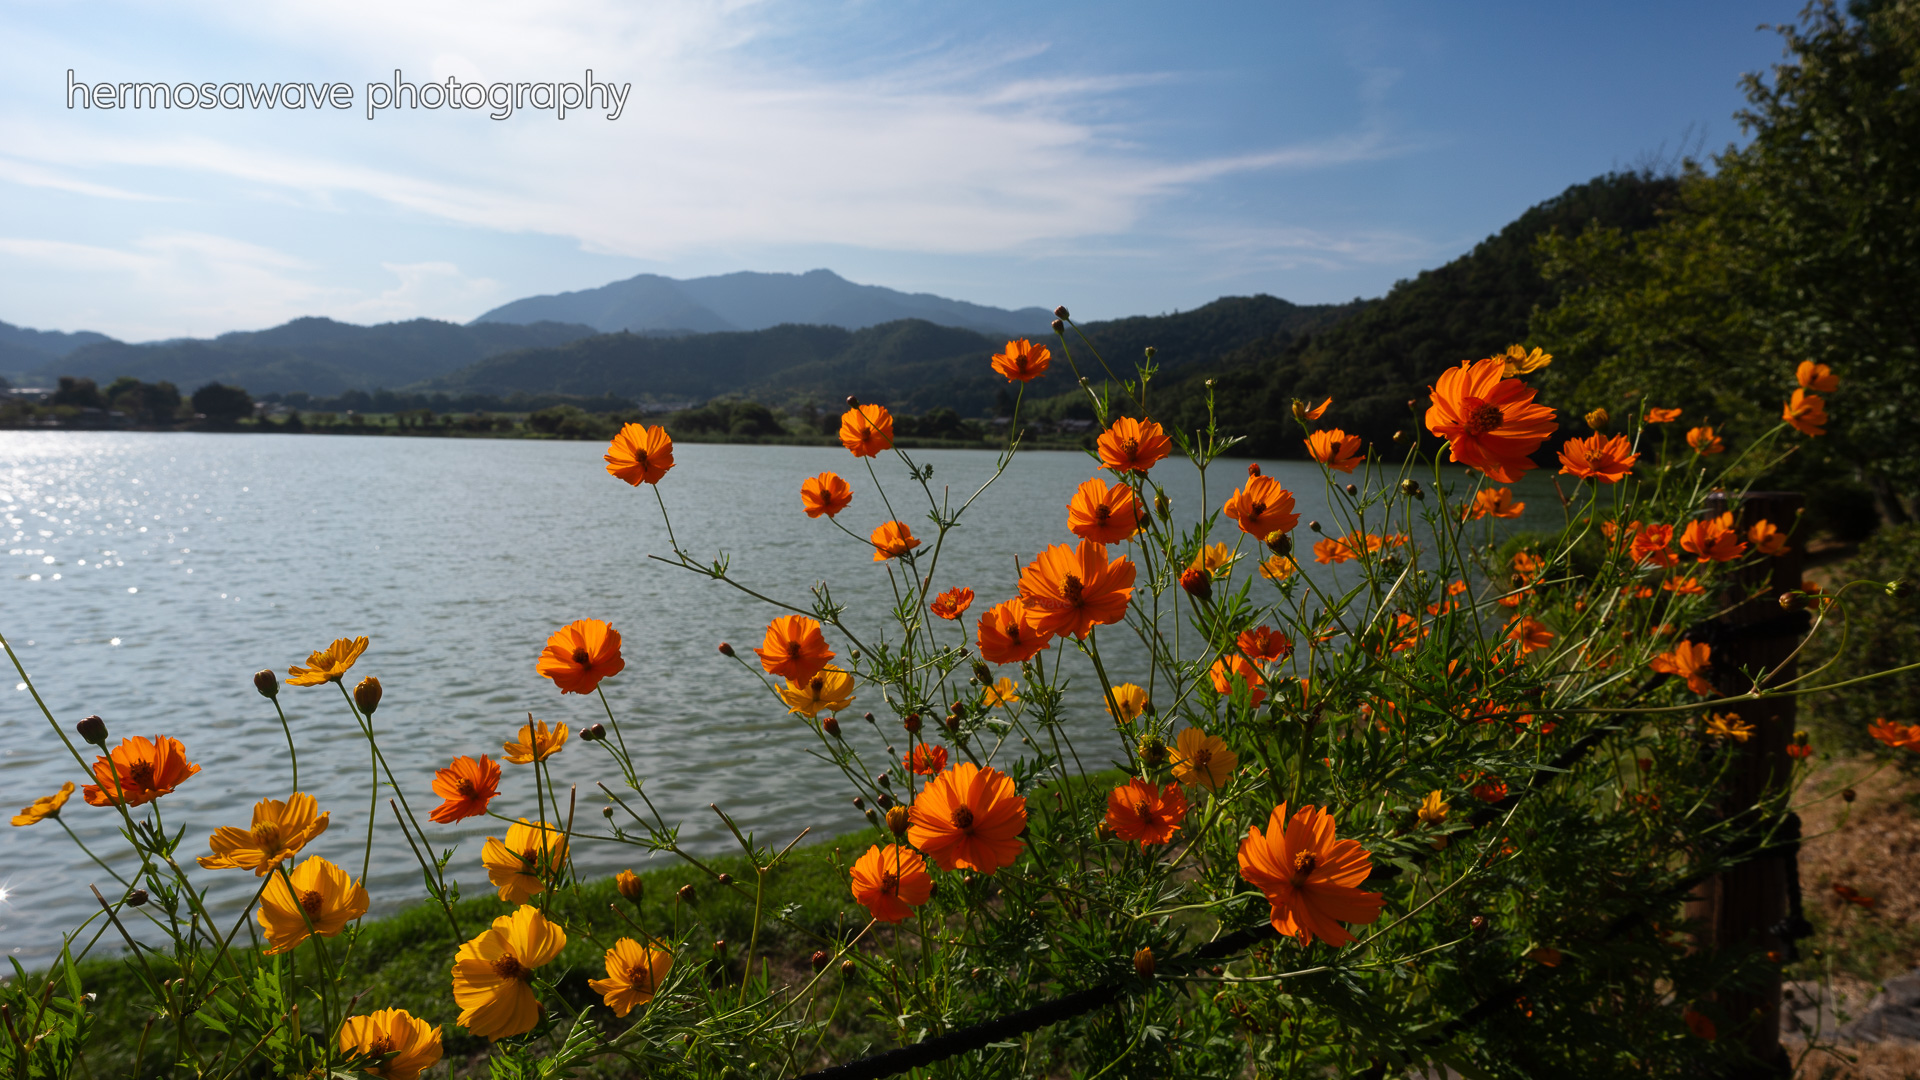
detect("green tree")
[191,382,255,424]
[1536,0,1920,521]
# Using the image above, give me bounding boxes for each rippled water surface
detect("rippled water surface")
[0,432,1538,961]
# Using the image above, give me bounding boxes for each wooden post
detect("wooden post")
[1686,491,1804,1075]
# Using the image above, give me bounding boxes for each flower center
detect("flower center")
[250,822,284,848]
[128,761,156,789]
[1464,401,1505,438]
[299,889,325,917]
[809,677,824,694]
[1119,437,1138,458]
[455,777,477,798]
[1094,504,1111,523]
[879,872,900,896]
[1194,748,1212,768]
[1249,500,1267,518]
[1138,807,1157,827]
[951,806,976,830]
[492,955,528,981]
[1061,574,1084,606]
[368,1036,395,1057]
[571,647,590,666]
[1292,851,1317,877]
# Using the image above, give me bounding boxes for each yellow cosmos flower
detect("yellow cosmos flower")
[338,1008,443,1080]
[198,793,330,875]
[502,717,568,765]
[981,677,1020,709]
[451,905,567,1041]
[588,938,675,1017]
[1105,683,1148,723]
[287,636,369,686]
[777,665,856,717]
[1259,555,1299,582]
[1417,790,1450,825]
[1170,727,1237,790]
[11,782,74,827]
[1496,344,1552,376]
[1190,542,1240,577]
[1704,713,1754,743]
[258,856,369,954]
[481,819,569,904]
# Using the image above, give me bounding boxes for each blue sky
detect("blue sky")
[0,1,1800,341]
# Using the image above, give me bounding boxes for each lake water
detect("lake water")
[0,431,1544,961]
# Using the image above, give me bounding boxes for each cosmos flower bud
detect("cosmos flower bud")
[886,805,910,835]
[1400,478,1424,500]
[1247,463,1262,478]
[76,714,108,746]
[253,670,279,699]
[811,950,830,971]
[876,772,891,789]
[852,796,865,810]
[588,722,606,741]
[1585,408,1610,432]
[127,889,149,907]
[1888,580,1914,598]
[1344,483,1358,497]
[823,716,842,737]
[616,869,644,903]
[1264,531,1292,557]
[1841,788,1856,803]
[845,395,860,409]
[1144,346,1156,361]
[1180,566,1212,602]
[677,884,696,903]
[902,713,922,734]
[717,642,735,657]
[864,808,880,826]
[875,791,894,809]
[1155,491,1171,519]
[972,661,993,685]
[1133,947,1155,979]
[841,959,857,976]
[1053,305,1070,320]
[717,873,732,886]
[352,676,382,716]
[1051,318,1064,334]
[1779,591,1809,612]
[1308,520,1322,533]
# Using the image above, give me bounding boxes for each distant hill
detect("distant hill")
[33,317,601,396]
[473,268,1056,338]
[0,320,117,377]
[421,295,1353,415]
[1155,171,1684,456]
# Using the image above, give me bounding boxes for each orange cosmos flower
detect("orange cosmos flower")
[1468,487,1525,520]
[840,404,895,457]
[481,819,569,905]
[258,855,368,954]
[1222,475,1300,539]
[1170,728,1237,790]
[536,619,625,694]
[503,717,568,764]
[1424,356,1558,483]
[1663,575,1706,595]
[1259,554,1299,582]
[1783,389,1827,436]
[287,636,368,686]
[1470,775,1509,803]
[1650,640,1714,695]
[1237,803,1384,948]
[870,520,920,561]
[1748,520,1789,557]
[1104,779,1188,847]
[198,793,330,875]
[1557,433,1639,483]
[589,938,674,1018]
[1312,537,1353,565]
[604,423,674,486]
[1238,625,1293,662]
[430,755,500,824]
[11,782,74,827]
[1683,1008,1718,1041]
[1017,540,1136,639]
[801,472,853,519]
[338,1008,443,1080]
[1868,718,1920,752]
[1507,616,1553,656]
[1210,654,1267,708]
[976,598,1052,664]
[1096,416,1172,474]
[1293,397,1332,422]
[1680,512,1746,562]
[849,844,933,923]
[1687,426,1724,455]
[990,339,1051,382]
[1305,429,1365,473]
[83,735,201,807]
[929,586,974,620]
[905,744,949,776]
[906,762,1027,874]
[1630,523,1678,568]
[1645,407,1682,424]
[754,615,835,683]
[1797,361,1839,393]
[452,906,566,1041]
[1066,476,1141,544]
